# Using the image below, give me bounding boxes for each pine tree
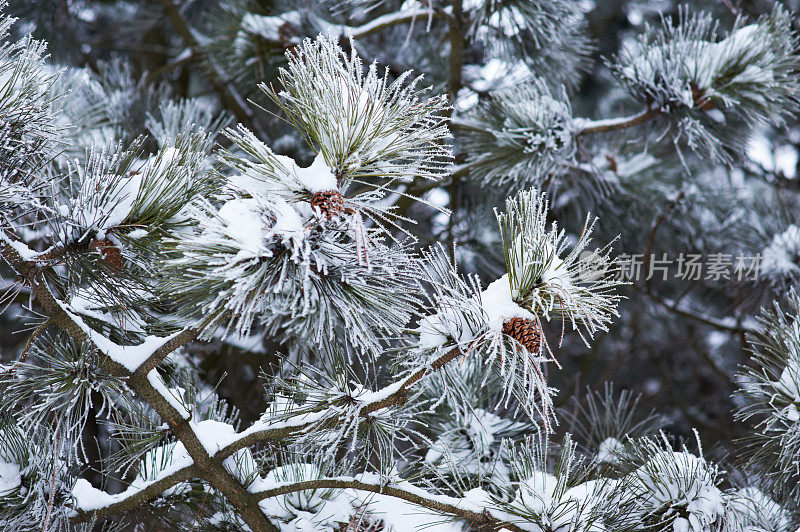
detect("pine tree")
[2,1,800,530]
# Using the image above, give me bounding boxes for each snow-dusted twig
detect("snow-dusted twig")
[69,467,196,522]
[574,107,661,135]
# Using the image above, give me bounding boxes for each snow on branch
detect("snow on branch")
[459,80,574,189]
[265,33,452,189]
[610,6,800,161]
[57,299,190,373]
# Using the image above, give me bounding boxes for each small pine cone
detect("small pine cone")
[90,238,123,271]
[690,85,715,111]
[502,317,541,354]
[310,190,345,219]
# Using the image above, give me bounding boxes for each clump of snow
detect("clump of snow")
[760,224,800,279]
[354,491,464,532]
[597,437,626,464]
[215,195,308,263]
[417,274,535,350]
[506,472,608,531]
[72,439,194,511]
[265,198,306,247]
[191,419,237,456]
[256,463,355,532]
[217,198,270,260]
[127,228,149,239]
[293,153,338,194]
[0,460,21,495]
[625,450,724,531]
[482,274,538,333]
[240,11,302,42]
[71,479,118,511]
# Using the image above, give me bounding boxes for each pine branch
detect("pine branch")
[348,8,445,39]
[0,235,279,532]
[250,476,526,532]
[635,283,755,334]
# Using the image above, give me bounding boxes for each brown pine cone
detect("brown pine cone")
[90,238,123,271]
[502,317,541,354]
[310,190,345,219]
[690,85,715,111]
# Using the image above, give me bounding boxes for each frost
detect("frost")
[725,487,791,530]
[622,24,772,101]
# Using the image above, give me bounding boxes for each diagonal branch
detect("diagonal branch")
[348,9,446,39]
[0,237,278,532]
[574,107,661,135]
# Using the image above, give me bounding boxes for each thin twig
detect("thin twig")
[19,318,50,364]
[575,107,661,135]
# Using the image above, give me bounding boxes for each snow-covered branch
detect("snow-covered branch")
[0,234,279,532]
[70,466,196,522]
[348,8,444,39]
[250,475,526,532]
